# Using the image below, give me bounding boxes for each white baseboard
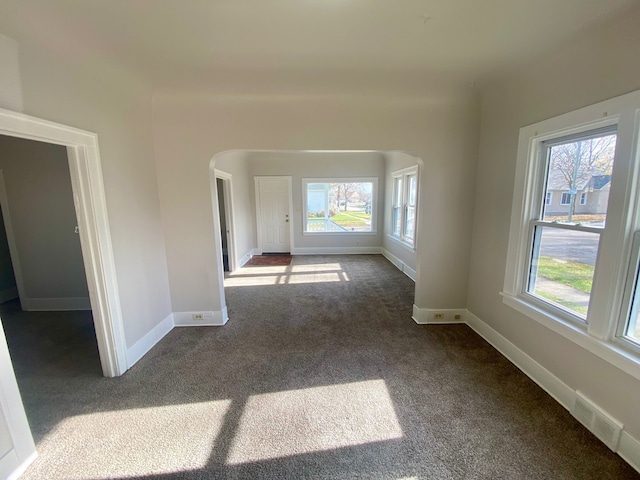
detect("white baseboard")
[0,286,18,303]
[412,305,466,324]
[381,248,416,282]
[173,307,228,326]
[239,250,253,268]
[21,296,91,311]
[291,246,382,255]
[5,451,37,480]
[126,313,174,368]
[466,310,640,474]
[252,248,262,256]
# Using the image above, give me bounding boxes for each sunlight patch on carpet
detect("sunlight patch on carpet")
[226,380,403,465]
[225,272,345,287]
[33,400,231,479]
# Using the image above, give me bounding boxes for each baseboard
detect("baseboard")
[173,307,228,326]
[412,305,466,324]
[0,286,18,303]
[126,313,174,368]
[381,248,416,282]
[466,310,640,474]
[252,248,262,256]
[239,250,253,268]
[291,246,382,255]
[21,296,91,311]
[5,451,37,480]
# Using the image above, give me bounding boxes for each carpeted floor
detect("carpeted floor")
[3,255,639,479]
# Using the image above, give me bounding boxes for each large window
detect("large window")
[391,167,418,246]
[503,89,640,377]
[303,178,377,233]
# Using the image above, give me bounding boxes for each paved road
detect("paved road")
[539,227,599,266]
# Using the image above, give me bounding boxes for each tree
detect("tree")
[549,134,616,222]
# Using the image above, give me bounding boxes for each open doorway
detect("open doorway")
[214,170,237,273]
[0,135,101,378]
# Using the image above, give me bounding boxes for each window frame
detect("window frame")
[389,166,419,248]
[302,177,378,235]
[502,89,640,380]
[560,192,571,205]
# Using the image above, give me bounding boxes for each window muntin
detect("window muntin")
[390,168,418,246]
[303,179,376,233]
[526,130,617,320]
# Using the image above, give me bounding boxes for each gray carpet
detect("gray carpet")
[3,255,638,479]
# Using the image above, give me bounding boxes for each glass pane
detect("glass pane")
[392,207,401,235]
[624,261,640,346]
[542,133,616,226]
[404,206,415,242]
[306,181,373,232]
[407,175,417,206]
[528,225,600,319]
[394,178,402,206]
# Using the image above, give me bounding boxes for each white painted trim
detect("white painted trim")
[466,309,640,474]
[292,246,382,255]
[5,451,37,480]
[0,286,18,304]
[0,172,27,310]
[126,313,174,368]
[213,169,238,273]
[254,176,294,254]
[239,250,253,268]
[21,297,91,311]
[0,107,126,378]
[381,248,416,281]
[173,307,228,327]
[619,431,640,474]
[252,248,262,256]
[412,305,466,324]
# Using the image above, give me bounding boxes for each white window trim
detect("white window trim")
[390,166,418,247]
[502,89,640,381]
[302,177,378,235]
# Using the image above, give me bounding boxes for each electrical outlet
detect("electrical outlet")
[192,313,204,320]
[433,313,444,320]
[454,314,461,320]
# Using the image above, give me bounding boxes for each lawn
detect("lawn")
[536,256,594,294]
[536,291,589,316]
[330,212,371,228]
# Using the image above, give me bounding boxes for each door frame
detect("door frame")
[0,107,127,378]
[254,176,294,254]
[213,169,237,273]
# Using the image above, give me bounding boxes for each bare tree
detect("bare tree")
[549,134,616,221]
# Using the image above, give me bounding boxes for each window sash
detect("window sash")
[391,169,418,245]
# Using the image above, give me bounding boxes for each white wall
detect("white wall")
[248,151,385,252]
[213,151,255,266]
[382,151,418,274]
[0,136,88,308]
[153,92,480,314]
[0,209,17,302]
[0,33,172,349]
[468,5,640,439]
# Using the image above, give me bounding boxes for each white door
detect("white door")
[256,177,292,253]
[0,319,36,480]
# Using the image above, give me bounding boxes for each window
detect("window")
[303,178,377,233]
[503,89,640,377]
[390,167,418,246]
[528,129,616,319]
[545,192,553,205]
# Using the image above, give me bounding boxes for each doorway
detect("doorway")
[255,176,293,254]
[215,171,237,273]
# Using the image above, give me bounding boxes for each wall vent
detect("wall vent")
[571,391,622,451]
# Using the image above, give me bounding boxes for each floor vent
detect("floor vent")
[572,391,622,451]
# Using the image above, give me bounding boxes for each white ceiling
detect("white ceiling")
[0,0,636,91]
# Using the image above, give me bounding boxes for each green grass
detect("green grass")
[536,291,588,316]
[536,256,594,294]
[330,212,371,228]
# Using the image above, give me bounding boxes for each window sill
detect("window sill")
[501,292,640,381]
[385,234,416,252]
[302,231,377,236]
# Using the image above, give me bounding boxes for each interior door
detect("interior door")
[257,177,291,253]
[0,319,36,480]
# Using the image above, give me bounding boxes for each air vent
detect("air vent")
[572,391,622,451]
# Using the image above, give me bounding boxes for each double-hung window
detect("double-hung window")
[391,167,418,246]
[503,89,640,378]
